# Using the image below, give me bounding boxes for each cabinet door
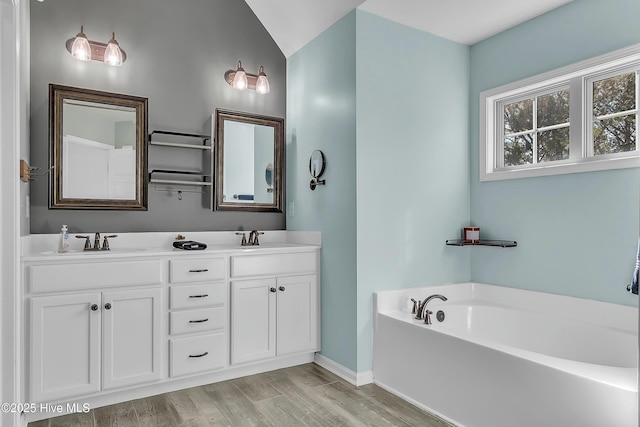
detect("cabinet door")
[276,275,318,356]
[102,288,162,389]
[231,278,276,364]
[30,293,101,401]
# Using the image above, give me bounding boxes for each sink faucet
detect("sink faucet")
[415,294,447,324]
[75,232,117,251]
[248,230,264,246]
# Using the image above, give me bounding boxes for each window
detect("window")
[480,44,640,181]
[588,70,637,157]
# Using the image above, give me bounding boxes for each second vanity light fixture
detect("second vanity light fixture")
[66,25,127,66]
[224,61,270,94]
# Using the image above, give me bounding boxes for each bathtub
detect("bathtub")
[373,283,638,427]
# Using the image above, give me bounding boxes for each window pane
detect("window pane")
[504,134,533,166]
[593,114,637,155]
[537,90,570,128]
[538,127,570,162]
[504,99,533,134]
[593,72,636,117]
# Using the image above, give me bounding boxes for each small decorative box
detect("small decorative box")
[463,227,480,243]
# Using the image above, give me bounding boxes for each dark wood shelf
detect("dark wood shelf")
[446,239,517,248]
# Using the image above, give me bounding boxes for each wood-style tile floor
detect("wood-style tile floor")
[28,363,455,427]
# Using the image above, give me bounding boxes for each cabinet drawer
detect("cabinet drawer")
[170,283,226,309]
[231,252,317,278]
[169,333,227,377]
[170,257,225,284]
[170,307,225,335]
[29,260,163,293]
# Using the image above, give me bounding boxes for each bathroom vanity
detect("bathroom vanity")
[20,231,320,422]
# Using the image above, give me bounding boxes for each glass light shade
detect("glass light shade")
[232,61,248,90]
[71,26,91,61]
[255,66,270,94]
[104,33,123,66]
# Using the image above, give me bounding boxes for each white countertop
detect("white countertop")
[21,230,321,262]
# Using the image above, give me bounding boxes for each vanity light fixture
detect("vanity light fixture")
[224,61,270,94]
[66,26,127,66]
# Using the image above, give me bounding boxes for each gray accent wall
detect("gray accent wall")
[29,0,285,234]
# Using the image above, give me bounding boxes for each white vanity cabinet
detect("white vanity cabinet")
[26,259,163,402]
[168,257,228,377]
[230,251,319,365]
[29,286,162,402]
[21,237,321,422]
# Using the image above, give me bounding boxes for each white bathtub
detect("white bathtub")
[373,283,638,427]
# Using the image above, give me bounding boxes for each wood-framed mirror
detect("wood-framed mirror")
[49,84,148,210]
[214,109,284,212]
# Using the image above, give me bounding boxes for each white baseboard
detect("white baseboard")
[313,354,373,386]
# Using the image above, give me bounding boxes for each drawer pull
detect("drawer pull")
[188,351,209,358]
[188,294,209,299]
[189,318,209,323]
[279,286,286,292]
[91,304,99,311]
[270,287,277,293]
[189,269,209,273]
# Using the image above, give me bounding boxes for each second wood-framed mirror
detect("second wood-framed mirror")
[49,84,148,210]
[214,109,284,212]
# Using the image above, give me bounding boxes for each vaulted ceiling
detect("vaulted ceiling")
[244,0,573,57]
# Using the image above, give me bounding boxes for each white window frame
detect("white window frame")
[480,43,640,181]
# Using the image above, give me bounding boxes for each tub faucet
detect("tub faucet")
[415,294,447,323]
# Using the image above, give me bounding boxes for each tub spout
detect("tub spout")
[415,294,447,320]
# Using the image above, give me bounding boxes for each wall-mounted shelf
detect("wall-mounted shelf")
[445,239,517,248]
[149,141,212,150]
[149,130,211,149]
[148,130,213,199]
[148,170,212,187]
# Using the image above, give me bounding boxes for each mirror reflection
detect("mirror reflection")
[214,109,283,212]
[50,84,148,210]
[62,100,136,199]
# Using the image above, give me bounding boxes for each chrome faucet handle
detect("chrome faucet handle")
[410,298,417,314]
[76,235,92,250]
[414,300,423,319]
[94,232,101,250]
[253,231,264,246]
[424,310,433,325]
[102,235,117,251]
[235,232,248,246]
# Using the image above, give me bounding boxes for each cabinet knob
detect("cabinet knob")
[279,286,286,292]
[104,303,112,310]
[90,304,98,311]
[270,287,277,293]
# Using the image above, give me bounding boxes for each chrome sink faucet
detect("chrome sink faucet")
[236,230,264,246]
[248,230,264,246]
[414,294,448,324]
[75,233,118,251]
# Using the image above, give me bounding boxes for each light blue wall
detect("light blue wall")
[288,0,640,376]
[355,11,471,372]
[469,0,640,306]
[287,12,358,371]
